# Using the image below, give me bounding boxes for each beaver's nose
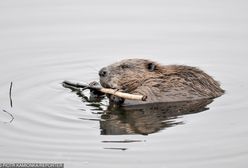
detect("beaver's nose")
[99,67,108,77]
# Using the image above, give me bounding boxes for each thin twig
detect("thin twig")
[62,80,147,101]
[100,87,147,101]
[2,109,14,123]
[62,80,101,90]
[9,82,13,107]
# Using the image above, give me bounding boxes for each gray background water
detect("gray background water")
[0,0,248,167]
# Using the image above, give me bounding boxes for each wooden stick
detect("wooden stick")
[99,88,147,101]
[62,80,147,101]
[9,82,13,107]
[63,80,95,89]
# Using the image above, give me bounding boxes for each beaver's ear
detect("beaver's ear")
[147,62,156,72]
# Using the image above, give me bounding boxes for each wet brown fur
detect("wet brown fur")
[99,59,224,103]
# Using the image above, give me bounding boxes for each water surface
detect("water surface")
[1,0,248,168]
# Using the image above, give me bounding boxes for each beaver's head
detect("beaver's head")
[99,59,161,92]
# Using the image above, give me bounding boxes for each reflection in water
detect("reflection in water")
[1,109,14,124]
[100,99,213,135]
[63,83,214,135]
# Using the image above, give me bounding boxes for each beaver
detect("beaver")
[99,59,224,105]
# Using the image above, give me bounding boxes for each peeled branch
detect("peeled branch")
[62,80,147,101]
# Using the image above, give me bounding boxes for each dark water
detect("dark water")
[1,0,248,168]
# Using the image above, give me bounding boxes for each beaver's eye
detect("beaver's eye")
[147,63,156,72]
[120,64,129,69]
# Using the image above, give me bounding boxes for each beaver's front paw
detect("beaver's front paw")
[88,81,105,101]
[108,94,125,105]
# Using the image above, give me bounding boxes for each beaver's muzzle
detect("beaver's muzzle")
[99,66,122,89]
[99,67,108,77]
[99,67,111,88]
